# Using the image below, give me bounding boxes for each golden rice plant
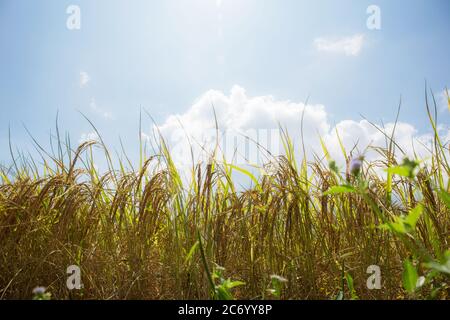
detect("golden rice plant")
[0,96,449,300]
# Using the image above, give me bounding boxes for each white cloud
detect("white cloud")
[80,71,90,88]
[90,98,113,120]
[324,120,436,165]
[79,131,99,144]
[314,34,365,56]
[154,86,449,173]
[157,86,329,167]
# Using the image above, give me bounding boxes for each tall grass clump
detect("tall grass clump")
[0,96,449,300]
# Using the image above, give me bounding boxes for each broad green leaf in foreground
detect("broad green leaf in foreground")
[386,158,419,179]
[402,259,418,294]
[404,204,423,230]
[424,251,450,275]
[380,204,423,234]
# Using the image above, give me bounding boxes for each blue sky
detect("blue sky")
[0,0,449,166]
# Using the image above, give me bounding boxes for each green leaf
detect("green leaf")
[386,159,419,179]
[437,190,450,210]
[379,216,407,234]
[224,279,245,290]
[269,274,287,299]
[424,251,450,275]
[345,273,359,300]
[215,286,234,300]
[387,166,411,177]
[404,204,423,231]
[214,279,245,300]
[225,164,261,192]
[379,204,423,234]
[184,241,199,265]
[323,185,355,196]
[197,232,215,295]
[402,259,418,294]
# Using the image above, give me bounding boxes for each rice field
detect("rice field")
[0,97,449,300]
